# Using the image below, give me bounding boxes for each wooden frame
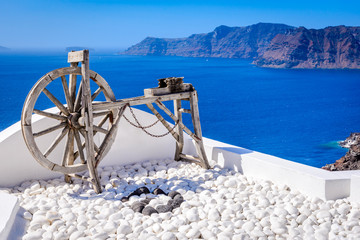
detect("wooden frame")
[21,50,210,193]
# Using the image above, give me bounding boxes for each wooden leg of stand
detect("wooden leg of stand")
[174,99,184,161]
[64,129,74,183]
[190,91,210,169]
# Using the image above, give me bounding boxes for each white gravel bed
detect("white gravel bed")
[3,159,360,240]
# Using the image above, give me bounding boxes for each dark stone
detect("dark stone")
[142,206,158,216]
[168,191,180,199]
[141,198,152,205]
[156,204,173,213]
[131,202,146,213]
[153,188,166,195]
[167,199,174,206]
[128,187,150,198]
[170,194,184,208]
[121,196,129,202]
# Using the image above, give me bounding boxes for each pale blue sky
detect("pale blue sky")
[1,0,359,49]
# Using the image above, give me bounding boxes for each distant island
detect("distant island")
[121,23,360,69]
[0,46,9,51]
[66,47,95,52]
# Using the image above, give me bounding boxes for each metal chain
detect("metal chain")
[123,104,179,138]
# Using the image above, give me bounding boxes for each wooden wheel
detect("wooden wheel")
[21,67,117,175]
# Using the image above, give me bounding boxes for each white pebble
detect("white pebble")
[208,208,221,221]
[186,208,200,222]
[161,232,176,240]
[23,211,33,221]
[23,231,43,240]
[117,224,132,235]
[242,221,255,232]
[316,210,331,219]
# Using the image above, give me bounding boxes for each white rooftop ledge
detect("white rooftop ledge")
[203,137,360,201]
[0,107,359,236]
[0,192,19,240]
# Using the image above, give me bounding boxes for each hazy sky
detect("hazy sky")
[1,0,359,50]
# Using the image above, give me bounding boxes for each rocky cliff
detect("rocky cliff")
[122,23,295,58]
[322,133,360,171]
[121,23,360,69]
[255,26,360,68]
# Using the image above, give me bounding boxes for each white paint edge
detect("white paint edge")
[203,137,360,201]
[0,192,19,240]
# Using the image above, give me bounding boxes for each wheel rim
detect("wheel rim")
[21,67,117,174]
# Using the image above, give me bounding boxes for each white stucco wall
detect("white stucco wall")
[202,137,359,201]
[1,107,359,238]
[0,192,19,240]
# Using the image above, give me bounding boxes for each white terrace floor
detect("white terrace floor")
[1,108,360,239]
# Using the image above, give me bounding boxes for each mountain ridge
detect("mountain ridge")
[121,23,360,69]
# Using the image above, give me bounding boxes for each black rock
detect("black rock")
[129,187,151,198]
[131,202,146,213]
[156,204,173,213]
[171,194,184,208]
[168,191,180,199]
[141,198,152,205]
[142,206,158,216]
[121,196,129,202]
[153,188,166,195]
[167,199,174,206]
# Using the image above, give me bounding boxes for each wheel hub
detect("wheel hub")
[67,112,82,129]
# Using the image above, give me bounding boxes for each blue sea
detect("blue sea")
[0,51,359,168]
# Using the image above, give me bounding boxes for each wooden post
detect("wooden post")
[174,99,183,161]
[81,50,101,193]
[190,91,210,169]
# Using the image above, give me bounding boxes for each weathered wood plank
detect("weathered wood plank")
[179,108,191,114]
[44,126,69,158]
[68,50,85,63]
[93,125,109,135]
[69,63,78,111]
[190,91,210,169]
[33,122,67,138]
[43,88,70,116]
[154,100,200,143]
[91,87,102,101]
[74,82,83,112]
[174,99,184,161]
[92,92,191,111]
[95,106,126,166]
[146,103,180,141]
[61,75,72,112]
[64,129,75,183]
[80,50,101,193]
[74,130,86,164]
[33,109,67,121]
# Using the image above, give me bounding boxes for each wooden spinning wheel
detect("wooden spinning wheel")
[21,50,210,193]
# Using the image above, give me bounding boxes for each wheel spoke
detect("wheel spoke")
[74,130,86,164]
[93,125,109,135]
[69,64,78,110]
[93,110,111,118]
[33,122,67,138]
[74,82,83,112]
[79,128,100,153]
[97,114,110,128]
[62,129,74,166]
[33,109,67,121]
[43,88,70,116]
[44,126,69,158]
[61,76,73,112]
[91,87,102,101]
